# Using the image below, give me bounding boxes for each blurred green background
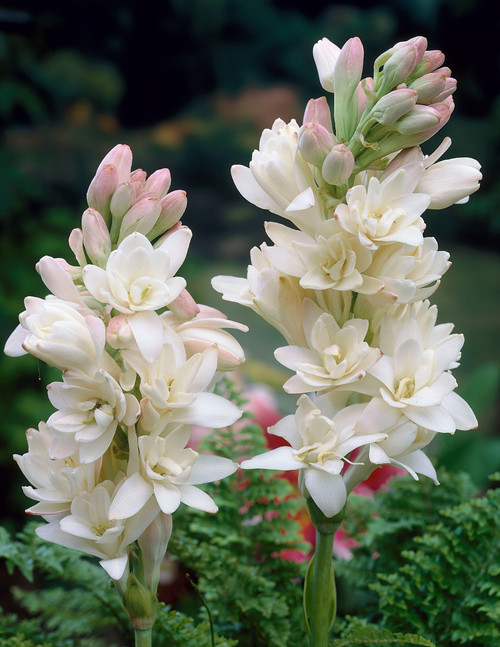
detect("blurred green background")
[1,0,499,527]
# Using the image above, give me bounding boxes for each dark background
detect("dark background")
[1,0,499,526]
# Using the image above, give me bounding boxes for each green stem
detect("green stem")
[134,628,153,647]
[309,529,336,647]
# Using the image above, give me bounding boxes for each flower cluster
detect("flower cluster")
[213,36,480,518]
[6,145,246,586]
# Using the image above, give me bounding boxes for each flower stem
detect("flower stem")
[134,628,153,647]
[309,529,336,647]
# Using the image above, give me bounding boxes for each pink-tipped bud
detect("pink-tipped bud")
[129,169,147,202]
[68,228,87,267]
[107,314,134,350]
[410,49,446,78]
[413,96,454,144]
[81,208,112,267]
[86,164,118,225]
[392,104,440,135]
[118,196,161,243]
[298,122,336,166]
[357,77,374,119]
[110,182,133,221]
[334,37,364,96]
[144,168,172,198]
[168,289,200,320]
[96,144,132,184]
[303,97,334,133]
[377,36,427,94]
[313,37,341,93]
[372,88,418,124]
[322,144,355,185]
[409,69,455,105]
[147,190,188,240]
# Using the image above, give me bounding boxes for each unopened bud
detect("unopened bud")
[86,164,118,225]
[81,208,112,267]
[372,88,418,124]
[147,190,188,240]
[129,169,147,201]
[432,76,456,104]
[333,37,364,140]
[303,97,334,133]
[168,288,200,320]
[107,314,135,350]
[137,514,173,592]
[96,144,132,184]
[322,144,355,185]
[376,36,427,95]
[68,228,87,267]
[412,97,454,145]
[122,573,158,631]
[313,38,341,93]
[144,168,171,198]
[357,77,375,119]
[118,196,161,243]
[298,122,335,166]
[392,104,440,135]
[409,49,446,81]
[110,182,133,221]
[409,69,455,105]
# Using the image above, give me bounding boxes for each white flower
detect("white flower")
[122,328,242,432]
[361,312,477,434]
[46,369,140,464]
[274,299,381,393]
[263,219,381,294]
[334,169,430,250]
[14,422,99,515]
[108,426,237,518]
[231,119,325,235]
[417,157,482,209]
[241,393,387,517]
[36,480,160,580]
[82,230,189,314]
[5,297,105,373]
[162,305,248,371]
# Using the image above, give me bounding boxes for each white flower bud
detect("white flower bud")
[322,144,355,185]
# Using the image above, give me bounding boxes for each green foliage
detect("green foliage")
[332,617,436,646]
[371,476,500,646]
[155,607,237,647]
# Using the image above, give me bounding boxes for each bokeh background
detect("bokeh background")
[1,0,499,528]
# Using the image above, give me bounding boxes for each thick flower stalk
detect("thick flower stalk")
[6,145,247,646]
[213,35,480,647]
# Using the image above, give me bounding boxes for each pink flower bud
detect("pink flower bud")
[322,144,355,185]
[333,37,364,140]
[148,190,188,239]
[107,313,135,350]
[410,50,446,78]
[409,69,455,105]
[313,37,341,93]
[377,36,427,94]
[357,77,374,120]
[81,208,112,267]
[96,144,132,183]
[413,96,454,144]
[144,168,172,198]
[110,182,133,221]
[118,196,162,243]
[372,88,418,124]
[86,164,118,225]
[392,104,440,135]
[298,122,336,166]
[68,228,87,267]
[130,169,147,202]
[168,289,200,320]
[303,97,334,133]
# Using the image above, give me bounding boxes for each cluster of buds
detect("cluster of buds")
[214,35,481,520]
[5,146,247,625]
[299,36,462,205]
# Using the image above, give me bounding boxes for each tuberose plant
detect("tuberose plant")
[4,32,485,647]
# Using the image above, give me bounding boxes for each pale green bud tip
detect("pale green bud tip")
[303,97,333,133]
[122,573,158,631]
[372,88,418,124]
[298,122,336,166]
[322,144,355,186]
[376,36,427,94]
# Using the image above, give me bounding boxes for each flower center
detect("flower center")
[395,376,415,400]
[92,523,110,537]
